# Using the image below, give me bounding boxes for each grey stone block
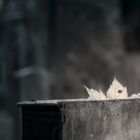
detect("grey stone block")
[18,99,140,140]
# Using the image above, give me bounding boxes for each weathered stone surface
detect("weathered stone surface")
[19,99,140,140]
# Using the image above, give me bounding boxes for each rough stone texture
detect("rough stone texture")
[19,99,140,140]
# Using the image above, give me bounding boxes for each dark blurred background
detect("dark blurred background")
[1,0,140,139]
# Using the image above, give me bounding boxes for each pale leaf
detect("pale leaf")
[99,90,106,100]
[129,93,140,99]
[129,94,138,98]
[106,78,128,99]
[84,86,106,100]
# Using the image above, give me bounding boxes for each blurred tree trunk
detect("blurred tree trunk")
[0,0,51,140]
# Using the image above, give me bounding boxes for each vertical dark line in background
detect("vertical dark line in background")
[121,0,140,52]
[47,0,57,68]
[121,0,131,53]
[121,0,131,20]
[8,23,20,140]
[13,40,20,140]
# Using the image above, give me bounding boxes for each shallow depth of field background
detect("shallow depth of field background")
[0,0,140,140]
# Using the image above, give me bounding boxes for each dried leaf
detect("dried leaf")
[129,94,138,98]
[84,78,140,100]
[99,90,106,100]
[106,78,128,99]
[129,93,140,99]
[84,86,106,100]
